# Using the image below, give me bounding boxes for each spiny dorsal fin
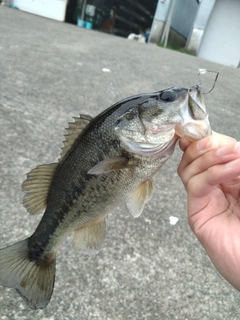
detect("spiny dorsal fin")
[22,163,57,215]
[60,114,93,159]
[126,179,153,218]
[72,219,106,255]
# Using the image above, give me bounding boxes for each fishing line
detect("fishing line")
[198,66,225,94]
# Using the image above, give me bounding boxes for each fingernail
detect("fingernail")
[236,142,240,153]
[196,139,206,151]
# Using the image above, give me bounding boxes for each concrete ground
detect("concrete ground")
[0,6,240,320]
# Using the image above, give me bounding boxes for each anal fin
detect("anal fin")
[72,219,106,255]
[126,179,153,218]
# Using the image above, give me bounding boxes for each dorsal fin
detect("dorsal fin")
[22,163,57,214]
[60,114,93,159]
[22,114,92,215]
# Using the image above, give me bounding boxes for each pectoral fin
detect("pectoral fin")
[88,157,130,175]
[126,179,153,218]
[72,219,106,255]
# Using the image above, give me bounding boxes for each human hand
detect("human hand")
[177,133,240,290]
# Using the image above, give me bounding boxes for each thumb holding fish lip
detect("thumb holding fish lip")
[179,131,237,152]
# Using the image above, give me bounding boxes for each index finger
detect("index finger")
[178,133,237,174]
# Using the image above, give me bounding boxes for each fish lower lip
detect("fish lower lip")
[175,122,211,141]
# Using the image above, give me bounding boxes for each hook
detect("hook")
[198,66,225,94]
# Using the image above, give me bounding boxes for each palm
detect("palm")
[193,182,240,238]
[178,133,240,290]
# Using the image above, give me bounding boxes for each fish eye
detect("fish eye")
[160,91,175,102]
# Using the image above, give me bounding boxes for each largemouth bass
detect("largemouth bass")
[0,85,211,309]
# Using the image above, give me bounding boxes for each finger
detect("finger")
[178,131,218,151]
[179,141,240,188]
[188,157,240,198]
[179,138,192,151]
[208,158,240,185]
[216,141,240,156]
[178,134,237,176]
[197,132,236,151]
[187,159,240,230]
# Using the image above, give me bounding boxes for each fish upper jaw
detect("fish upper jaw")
[188,85,206,112]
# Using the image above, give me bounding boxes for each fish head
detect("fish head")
[115,85,211,156]
[137,85,211,141]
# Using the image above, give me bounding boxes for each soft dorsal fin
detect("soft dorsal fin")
[60,114,93,159]
[22,163,57,215]
[72,218,106,255]
[126,179,153,218]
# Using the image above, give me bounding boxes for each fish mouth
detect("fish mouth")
[175,85,211,141]
[188,85,206,118]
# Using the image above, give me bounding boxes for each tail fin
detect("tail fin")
[0,239,56,309]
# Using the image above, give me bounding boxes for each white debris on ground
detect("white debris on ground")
[169,216,179,225]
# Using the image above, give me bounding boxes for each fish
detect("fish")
[0,85,211,310]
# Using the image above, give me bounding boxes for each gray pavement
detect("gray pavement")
[0,6,240,320]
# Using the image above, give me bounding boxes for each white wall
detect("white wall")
[12,0,68,21]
